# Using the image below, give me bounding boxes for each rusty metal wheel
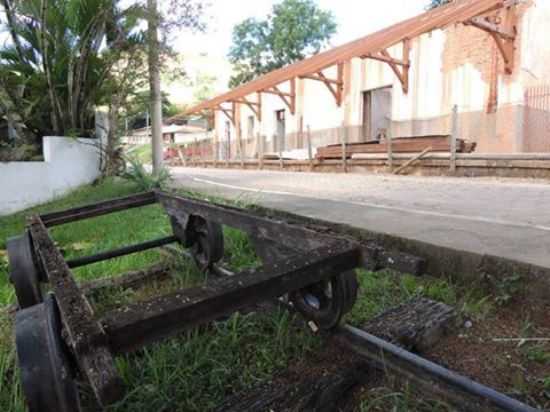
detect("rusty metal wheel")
[7,232,44,309]
[15,293,82,412]
[189,217,224,272]
[290,270,358,330]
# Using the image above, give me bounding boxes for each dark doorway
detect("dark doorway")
[275,109,286,152]
[362,86,393,141]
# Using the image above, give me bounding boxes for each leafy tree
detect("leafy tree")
[0,0,206,173]
[426,0,451,9]
[0,0,141,138]
[228,0,336,87]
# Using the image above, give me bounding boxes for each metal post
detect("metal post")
[341,123,348,173]
[450,104,458,173]
[387,130,393,173]
[306,125,313,172]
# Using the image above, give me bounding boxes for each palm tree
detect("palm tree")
[0,0,137,138]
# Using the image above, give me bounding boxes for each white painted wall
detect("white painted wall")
[0,136,101,216]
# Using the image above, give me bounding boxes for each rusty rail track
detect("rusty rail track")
[336,325,540,412]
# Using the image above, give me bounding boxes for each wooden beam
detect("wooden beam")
[290,77,296,114]
[231,99,260,106]
[257,92,262,122]
[261,80,296,115]
[337,62,344,106]
[262,89,293,98]
[361,53,409,67]
[300,63,344,106]
[232,96,262,121]
[466,8,517,75]
[363,40,410,94]
[402,38,410,94]
[468,16,516,40]
[300,74,341,85]
[217,104,236,126]
[489,32,515,74]
[393,146,433,175]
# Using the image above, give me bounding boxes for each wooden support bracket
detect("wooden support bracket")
[466,8,518,75]
[231,94,262,122]
[261,79,296,115]
[300,63,344,106]
[217,103,236,126]
[363,39,410,94]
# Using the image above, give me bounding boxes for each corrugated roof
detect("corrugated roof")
[185,0,509,114]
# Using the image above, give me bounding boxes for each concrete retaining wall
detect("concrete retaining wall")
[0,136,101,215]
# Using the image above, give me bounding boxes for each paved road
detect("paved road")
[170,167,550,268]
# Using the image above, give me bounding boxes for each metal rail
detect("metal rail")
[337,325,540,412]
[66,236,178,268]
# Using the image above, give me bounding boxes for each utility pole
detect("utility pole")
[147,0,163,172]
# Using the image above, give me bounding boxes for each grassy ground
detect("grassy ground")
[0,179,547,411]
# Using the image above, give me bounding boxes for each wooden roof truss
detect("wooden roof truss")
[362,38,411,94]
[261,79,296,115]
[184,1,520,118]
[465,1,519,74]
[216,103,236,126]
[300,62,344,106]
[232,92,263,122]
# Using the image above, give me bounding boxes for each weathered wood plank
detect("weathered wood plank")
[101,243,361,354]
[156,191,341,251]
[363,297,456,353]
[214,369,362,412]
[40,191,157,227]
[27,216,124,406]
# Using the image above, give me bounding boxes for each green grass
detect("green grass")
[358,383,453,412]
[127,144,152,164]
[346,270,459,327]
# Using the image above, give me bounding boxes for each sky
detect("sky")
[176,0,429,58]
[1,1,430,58]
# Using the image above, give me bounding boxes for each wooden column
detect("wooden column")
[307,125,313,172]
[193,137,199,167]
[259,133,264,170]
[238,123,245,168]
[213,139,218,168]
[387,131,393,172]
[450,105,458,173]
[279,141,284,170]
[341,123,348,173]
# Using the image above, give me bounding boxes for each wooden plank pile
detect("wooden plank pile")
[316,135,476,160]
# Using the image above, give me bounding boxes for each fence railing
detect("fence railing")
[524,84,550,152]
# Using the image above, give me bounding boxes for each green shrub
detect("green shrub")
[123,158,172,191]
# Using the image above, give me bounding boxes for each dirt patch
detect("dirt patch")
[428,301,550,410]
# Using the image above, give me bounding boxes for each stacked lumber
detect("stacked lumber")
[316,135,476,160]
